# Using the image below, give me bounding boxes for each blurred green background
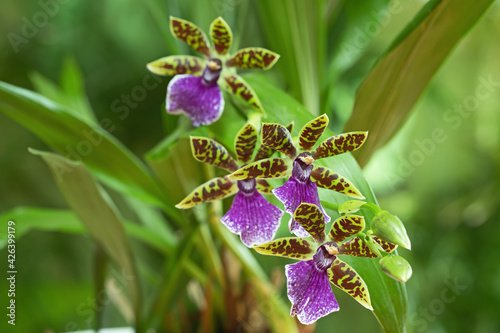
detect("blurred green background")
[1,0,499,332]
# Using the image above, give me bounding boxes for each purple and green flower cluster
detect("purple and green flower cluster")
[152,16,412,326]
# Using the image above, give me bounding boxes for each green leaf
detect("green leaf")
[30,149,141,326]
[261,123,297,158]
[210,17,233,55]
[328,215,366,243]
[293,203,325,243]
[228,73,408,333]
[30,58,97,125]
[344,0,495,166]
[0,81,175,216]
[254,237,316,260]
[146,55,205,76]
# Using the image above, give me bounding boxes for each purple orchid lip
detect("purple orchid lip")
[313,245,336,272]
[292,152,314,183]
[202,58,222,86]
[237,178,257,196]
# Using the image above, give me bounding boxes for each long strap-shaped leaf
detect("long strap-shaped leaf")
[344,0,495,166]
[31,149,142,329]
[0,81,175,216]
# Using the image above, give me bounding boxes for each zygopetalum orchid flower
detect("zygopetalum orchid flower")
[147,17,279,127]
[254,203,397,324]
[175,123,283,247]
[229,114,367,238]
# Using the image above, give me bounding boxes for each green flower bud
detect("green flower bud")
[338,200,366,214]
[379,255,412,283]
[371,210,411,250]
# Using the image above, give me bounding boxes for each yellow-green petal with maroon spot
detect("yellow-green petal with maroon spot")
[220,74,264,114]
[229,158,290,180]
[147,55,205,76]
[261,123,297,159]
[190,136,238,172]
[254,237,316,260]
[293,203,326,243]
[256,179,273,194]
[338,237,377,258]
[254,144,273,161]
[310,165,364,199]
[210,17,232,55]
[328,258,373,310]
[372,236,398,253]
[226,47,280,70]
[286,121,294,134]
[234,122,258,163]
[328,215,366,243]
[175,176,237,209]
[299,114,329,152]
[170,16,211,57]
[311,131,368,160]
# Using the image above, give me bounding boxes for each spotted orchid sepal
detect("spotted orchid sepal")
[176,123,284,247]
[255,202,373,324]
[147,16,279,127]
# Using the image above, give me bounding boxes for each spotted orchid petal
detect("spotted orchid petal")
[328,215,366,243]
[311,132,368,160]
[229,158,290,180]
[261,123,297,159]
[286,251,339,325]
[273,158,330,238]
[286,122,295,134]
[170,17,211,57]
[220,73,264,113]
[210,17,232,55]
[373,236,398,253]
[328,258,373,310]
[221,187,283,247]
[293,203,326,243]
[147,55,205,76]
[337,236,377,258]
[299,114,329,152]
[255,179,273,194]
[175,176,237,209]
[234,123,258,163]
[310,165,364,199]
[254,144,273,161]
[226,47,280,70]
[190,136,238,172]
[166,74,224,127]
[254,237,316,260]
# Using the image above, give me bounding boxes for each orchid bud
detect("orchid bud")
[379,255,412,283]
[371,210,411,250]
